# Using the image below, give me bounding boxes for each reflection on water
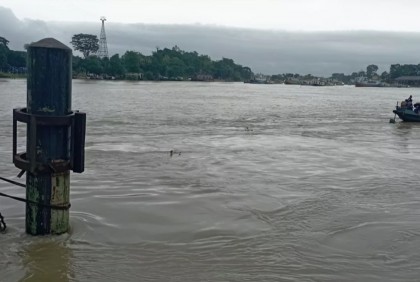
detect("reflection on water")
[1,80,420,281]
[392,122,420,154]
[20,239,72,282]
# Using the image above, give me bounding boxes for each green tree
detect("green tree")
[331,73,345,80]
[380,71,390,82]
[303,74,315,79]
[72,55,84,75]
[0,49,7,71]
[366,64,378,78]
[390,64,401,79]
[389,64,420,79]
[357,70,366,77]
[108,54,125,77]
[242,67,253,81]
[213,58,236,80]
[0,36,9,71]
[7,50,26,67]
[0,36,9,48]
[68,44,254,81]
[70,34,99,58]
[166,57,186,78]
[122,51,141,73]
[83,56,103,74]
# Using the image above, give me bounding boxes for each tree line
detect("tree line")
[270,64,385,84]
[70,33,252,81]
[271,63,420,84]
[2,34,420,83]
[0,36,26,76]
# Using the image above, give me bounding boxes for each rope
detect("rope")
[0,176,26,188]
[0,175,24,233]
[0,212,6,233]
[0,174,71,233]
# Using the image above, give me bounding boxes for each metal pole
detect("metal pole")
[26,38,72,235]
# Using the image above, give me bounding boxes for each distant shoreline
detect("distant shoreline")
[0,72,26,79]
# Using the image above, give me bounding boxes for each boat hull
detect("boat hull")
[393,107,420,122]
[355,82,383,87]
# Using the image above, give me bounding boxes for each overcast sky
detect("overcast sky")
[1,1,420,76]
[2,0,420,31]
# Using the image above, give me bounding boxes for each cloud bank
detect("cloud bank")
[1,6,420,76]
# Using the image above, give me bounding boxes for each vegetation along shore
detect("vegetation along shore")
[1,34,420,87]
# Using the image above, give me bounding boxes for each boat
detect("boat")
[354,77,387,87]
[284,78,301,85]
[244,74,272,84]
[392,102,420,122]
[244,78,270,84]
[355,80,385,87]
[309,78,339,86]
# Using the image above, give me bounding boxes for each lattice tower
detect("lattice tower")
[98,17,109,58]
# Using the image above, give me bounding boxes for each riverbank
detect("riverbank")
[0,72,26,79]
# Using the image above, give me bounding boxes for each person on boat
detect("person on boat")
[405,95,413,109]
[414,103,420,114]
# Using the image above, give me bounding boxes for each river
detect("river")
[1,79,420,281]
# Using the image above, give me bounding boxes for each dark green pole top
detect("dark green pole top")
[27,37,72,116]
[29,38,72,51]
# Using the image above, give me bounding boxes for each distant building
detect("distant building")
[394,76,420,86]
[192,74,214,81]
[125,72,143,80]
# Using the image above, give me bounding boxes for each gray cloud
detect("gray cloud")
[1,6,420,76]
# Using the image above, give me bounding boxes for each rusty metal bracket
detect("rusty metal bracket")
[13,108,75,174]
